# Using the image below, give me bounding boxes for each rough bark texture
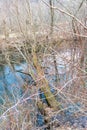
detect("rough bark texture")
[32,45,60,110]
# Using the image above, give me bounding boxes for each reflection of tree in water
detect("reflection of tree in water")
[0,65,13,101]
[0,63,35,104]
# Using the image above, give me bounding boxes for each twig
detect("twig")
[42,0,87,30]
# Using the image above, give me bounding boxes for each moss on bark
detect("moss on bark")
[32,45,60,110]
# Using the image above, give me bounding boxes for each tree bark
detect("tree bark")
[32,45,60,110]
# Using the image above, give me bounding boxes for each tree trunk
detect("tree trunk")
[49,0,54,35]
[32,45,60,110]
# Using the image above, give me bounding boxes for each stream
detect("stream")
[0,52,87,129]
[0,62,33,104]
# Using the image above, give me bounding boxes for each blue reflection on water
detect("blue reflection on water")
[0,63,32,104]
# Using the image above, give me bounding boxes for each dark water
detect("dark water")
[0,63,87,129]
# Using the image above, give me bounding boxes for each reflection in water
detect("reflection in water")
[0,63,33,104]
[0,59,69,105]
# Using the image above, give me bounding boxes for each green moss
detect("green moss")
[41,85,60,110]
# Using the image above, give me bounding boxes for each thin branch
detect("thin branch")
[42,0,87,30]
